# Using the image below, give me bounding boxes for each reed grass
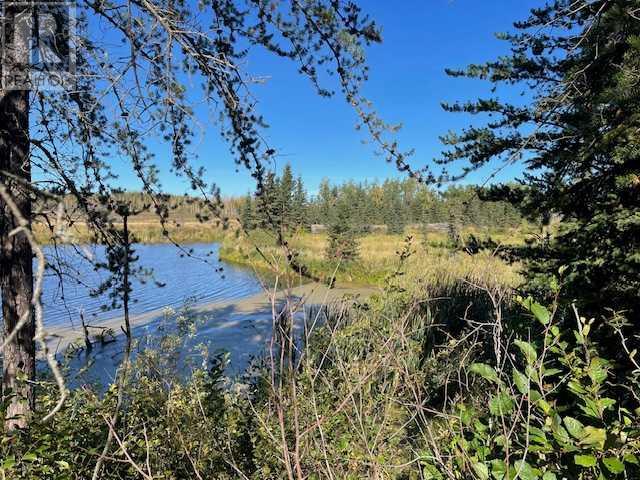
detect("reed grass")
[32,221,228,245]
[219,228,524,288]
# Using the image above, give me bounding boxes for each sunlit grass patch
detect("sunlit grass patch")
[219,228,523,289]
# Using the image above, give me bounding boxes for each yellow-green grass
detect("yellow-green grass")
[399,248,522,297]
[412,224,539,246]
[31,218,526,291]
[33,220,228,245]
[219,228,525,288]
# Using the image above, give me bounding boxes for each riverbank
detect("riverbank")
[47,281,378,355]
[219,230,423,286]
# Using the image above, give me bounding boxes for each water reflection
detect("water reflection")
[39,242,263,328]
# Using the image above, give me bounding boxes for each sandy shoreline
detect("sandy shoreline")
[46,282,378,354]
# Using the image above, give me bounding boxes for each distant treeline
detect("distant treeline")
[239,164,524,234]
[43,191,240,223]
[43,174,523,234]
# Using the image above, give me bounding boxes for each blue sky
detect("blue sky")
[128,0,541,196]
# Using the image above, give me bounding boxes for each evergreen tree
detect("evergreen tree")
[292,177,309,230]
[279,164,295,229]
[380,180,401,233]
[239,194,255,230]
[317,178,335,225]
[255,172,280,230]
[386,195,406,234]
[325,200,359,264]
[303,177,523,232]
[440,1,640,316]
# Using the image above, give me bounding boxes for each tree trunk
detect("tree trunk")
[0,89,34,431]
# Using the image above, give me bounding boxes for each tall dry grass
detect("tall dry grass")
[33,221,229,245]
[247,233,522,478]
[220,228,523,287]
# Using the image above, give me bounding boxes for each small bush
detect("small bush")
[421,298,640,479]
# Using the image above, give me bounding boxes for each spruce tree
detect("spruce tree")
[440,1,640,316]
[326,200,359,263]
[292,177,308,230]
[386,195,406,235]
[239,194,255,230]
[256,172,280,230]
[279,164,295,229]
[317,178,335,226]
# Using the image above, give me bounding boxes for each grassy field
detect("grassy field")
[219,226,527,287]
[32,215,528,290]
[32,220,229,245]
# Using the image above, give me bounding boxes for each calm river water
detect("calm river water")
[40,242,263,329]
[13,242,361,386]
[31,242,275,384]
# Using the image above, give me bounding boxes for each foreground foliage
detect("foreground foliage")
[3,244,637,479]
[423,297,640,479]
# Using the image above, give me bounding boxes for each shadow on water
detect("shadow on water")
[24,241,269,388]
[26,241,368,389]
[54,287,324,390]
[36,242,265,329]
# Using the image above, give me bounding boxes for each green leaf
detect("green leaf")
[489,392,514,416]
[567,380,587,395]
[55,460,71,470]
[473,462,490,480]
[514,460,540,480]
[598,398,616,412]
[458,404,475,426]
[580,426,606,449]
[22,453,38,462]
[474,419,488,433]
[528,426,549,446]
[531,302,551,325]
[514,340,537,364]
[513,369,529,394]
[469,363,500,384]
[529,389,542,403]
[578,397,614,422]
[536,399,552,415]
[603,457,625,474]
[580,399,602,419]
[551,426,572,447]
[587,358,609,385]
[563,417,584,440]
[574,455,597,468]
[423,463,443,480]
[516,296,551,325]
[623,454,638,465]
[542,473,557,480]
[337,435,350,452]
[490,459,506,480]
[525,366,540,384]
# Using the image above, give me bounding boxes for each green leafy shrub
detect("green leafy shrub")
[420,298,640,479]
